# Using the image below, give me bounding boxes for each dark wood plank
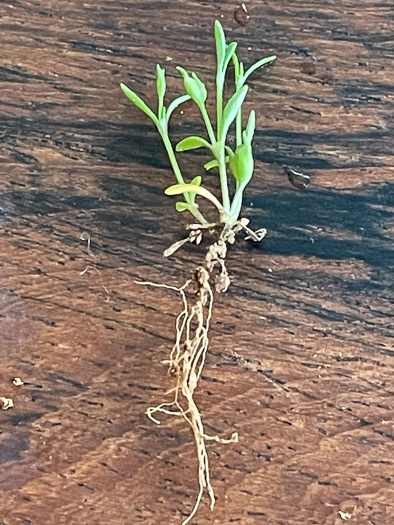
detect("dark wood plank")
[1,1,393,524]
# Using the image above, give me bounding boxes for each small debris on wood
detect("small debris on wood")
[80,231,95,258]
[301,61,317,75]
[12,377,24,386]
[234,3,250,26]
[284,166,310,190]
[1,397,14,410]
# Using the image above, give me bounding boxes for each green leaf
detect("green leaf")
[176,136,212,152]
[190,175,202,186]
[244,110,256,144]
[214,20,226,71]
[175,202,190,212]
[165,183,223,211]
[184,176,202,205]
[204,158,219,170]
[120,83,158,123]
[176,67,207,105]
[166,94,191,120]
[221,85,248,140]
[229,143,254,188]
[232,54,246,89]
[223,42,237,75]
[243,55,276,83]
[232,53,241,80]
[204,157,230,170]
[156,64,166,101]
[225,145,234,158]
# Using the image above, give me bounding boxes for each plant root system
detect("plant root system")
[138,221,266,524]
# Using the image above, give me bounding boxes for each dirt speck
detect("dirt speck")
[234,3,250,27]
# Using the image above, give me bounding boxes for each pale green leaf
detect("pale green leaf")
[176,136,212,152]
[190,175,202,186]
[120,83,157,123]
[204,159,219,170]
[204,157,230,171]
[175,202,190,212]
[244,110,256,144]
[243,55,276,83]
[166,94,191,121]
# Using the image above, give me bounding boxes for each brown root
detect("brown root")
[138,220,265,524]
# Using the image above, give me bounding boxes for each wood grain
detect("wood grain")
[0,1,393,524]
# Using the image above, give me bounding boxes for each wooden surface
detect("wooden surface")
[1,1,394,524]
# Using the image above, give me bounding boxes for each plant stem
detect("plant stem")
[229,186,243,220]
[217,143,230,213]
[159,128,185,185]
[189,206,209,224]
[199,104,216,146]
[216,83,223,140]
[215,76,230,215]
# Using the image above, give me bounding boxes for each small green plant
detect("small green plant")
[121,20,275,234]
[121,20,275,525]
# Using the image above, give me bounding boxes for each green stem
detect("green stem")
[216,82,223,140]
[199,105,216,145]
[189,206,208,224]
[159,128,185,185]
[217,142,230,213]
[215,74,230,215]
[229,186,244,220]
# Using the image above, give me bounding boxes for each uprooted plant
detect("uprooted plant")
[120,20,275,524]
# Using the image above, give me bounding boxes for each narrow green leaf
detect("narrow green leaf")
[232,53,241,80]
[243,55,276,83]
[166,94,191,121]
[225,145,234,158]
[214,20,226,71]
[120,83,157,123]
[223,42,237,75]
[244,110,256,144]
[156,64,166,119]
[176,202,190,212]
[176,136,212,152]
[156,65,166,101]
[221,85,248,140]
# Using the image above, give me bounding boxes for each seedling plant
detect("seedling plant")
[121,20,275,524]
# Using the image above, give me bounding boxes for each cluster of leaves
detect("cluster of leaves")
[120,20,275,226]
